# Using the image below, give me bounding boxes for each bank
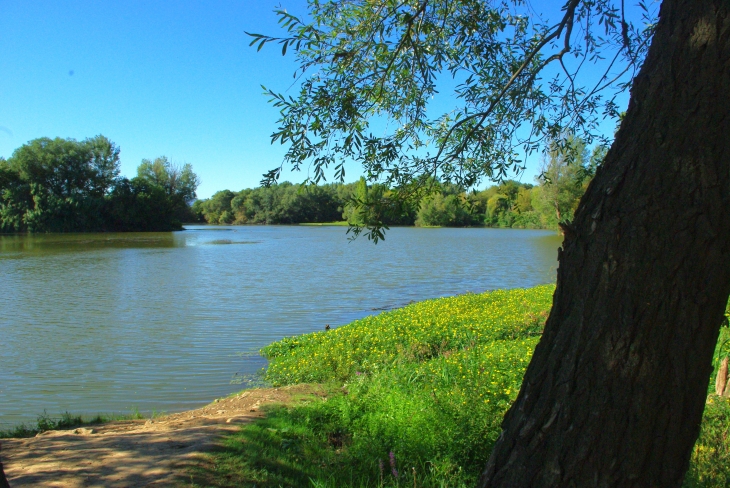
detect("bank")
[195,286,730,487]
[2,286,728,486]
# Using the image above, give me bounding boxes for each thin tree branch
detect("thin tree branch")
[433,0,581,162]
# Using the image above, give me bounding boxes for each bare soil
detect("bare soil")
[1,384,325,487]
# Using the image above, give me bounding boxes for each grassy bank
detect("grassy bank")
[0,410,147,439]
[192,285,730,486]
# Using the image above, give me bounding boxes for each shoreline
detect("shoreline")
[1,384,325,487]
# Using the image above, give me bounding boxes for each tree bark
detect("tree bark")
[479,0,730,486]
[715,357,728,396]
[0,443,10,488]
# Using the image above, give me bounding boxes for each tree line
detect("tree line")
[0,134,601,233]
[0,136,200,232]
[193,137,605,230]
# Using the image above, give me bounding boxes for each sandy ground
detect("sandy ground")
[1,384,324,487]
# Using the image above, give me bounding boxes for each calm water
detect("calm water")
[0,226,561,428]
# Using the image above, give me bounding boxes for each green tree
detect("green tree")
[287,184,343,223]
[196,189,237,224]
[470,180,533,228]
[137,156,200,203]
[342,177,375,226]
[8,136,119,199]
[531,137,591,229]
[514,186,533,214]
[237,184,283,224]
[342,177,415,231]
[137,156,200,224]
[230,188,253,223]
[104,176,179,231]
[486,192,510,219]
[0,158,31,232]
[85,135,121,196]
[416,192,473,226]
[0,138,200,232]
[1,136,120,232]
[253,0,730,485]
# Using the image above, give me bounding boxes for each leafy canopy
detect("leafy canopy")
[0,136,201,233]
[137,156,200,205]
[249,0,656,239]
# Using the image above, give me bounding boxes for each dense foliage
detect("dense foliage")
[0,137,199,232]
[192,181,349,225]
[248,0,652,242]
[195,287,730,486]
[193,138,601,230]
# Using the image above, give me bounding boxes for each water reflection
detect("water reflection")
[0,232,184,255]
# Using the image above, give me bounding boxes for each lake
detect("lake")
[0,226,561,428]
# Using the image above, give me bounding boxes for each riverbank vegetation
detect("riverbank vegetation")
[0,410,147,439]
[0,134,598,233]
[191,286,730,487]
[0,136,200,232]
[192,138,605,231]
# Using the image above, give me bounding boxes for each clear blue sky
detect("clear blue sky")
[0,1,631,199]
[1,1,315,199]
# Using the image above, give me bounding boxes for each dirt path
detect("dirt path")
[1,384,323,487]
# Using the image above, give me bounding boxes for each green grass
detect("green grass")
[685,397,730,487]
[683,325,730,487]
[192,285,730,487]
[0,409,146,439]
[192,287,552,486]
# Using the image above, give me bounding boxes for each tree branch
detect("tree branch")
[433,0,581,163]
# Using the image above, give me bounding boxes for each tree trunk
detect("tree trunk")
[715,357,728,396]
[553,202,561,226]
[0,443,10,488]
[479,0,730,486]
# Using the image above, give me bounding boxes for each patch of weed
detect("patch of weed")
[0,409,145,439]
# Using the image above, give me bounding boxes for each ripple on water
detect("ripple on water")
[0,225,560,427]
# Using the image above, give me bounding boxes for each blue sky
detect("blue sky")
[0,1,636,199]
[0,1,314,198]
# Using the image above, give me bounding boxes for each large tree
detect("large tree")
[0,443,9,488]
[1,136,120,232]
[531,136,591,228]
[252,0,730,485]
[136,156,201,225]
[0,139,201,233]
[480,2,730,485]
